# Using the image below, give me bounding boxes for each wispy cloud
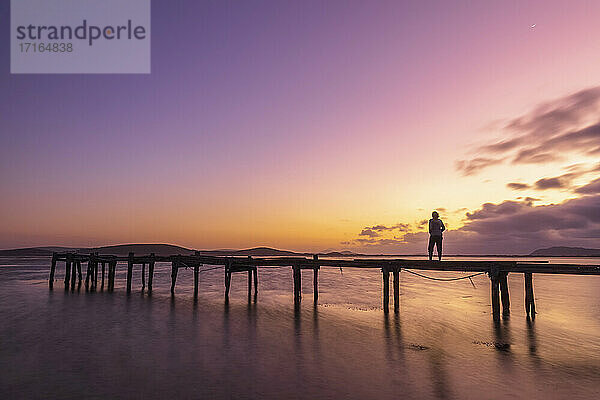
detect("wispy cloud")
[456,86,600,175]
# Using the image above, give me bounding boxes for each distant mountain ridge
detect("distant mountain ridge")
[2,244,599,257]
[0,244,359,257]
[528,247,600,257]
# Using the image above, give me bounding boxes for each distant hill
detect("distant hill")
[198,247,302,257]
[0,246,75,256]
[89,244,195,257]
[0,244,360,258]
[529,247,600,257]
[0,244,194,257]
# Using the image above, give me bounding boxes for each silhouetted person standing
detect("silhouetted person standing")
[428,211,445,261]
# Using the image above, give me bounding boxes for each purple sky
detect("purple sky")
[1,1,599,253]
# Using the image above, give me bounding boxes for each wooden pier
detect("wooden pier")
[48,252,600,321]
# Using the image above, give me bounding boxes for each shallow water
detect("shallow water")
[1,256,599,399]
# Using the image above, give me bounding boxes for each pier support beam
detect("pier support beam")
[499,272,510,315]
[148,254,155,293]
[170,259,179,295]
[71,261,77,290]
[77,261,82,286]
[49,254,57,289]
[64,259,71,288]
[293,265,302,305]
[85,261,91,289]
[313,255,319,304]
[382,267,390,313]
[194,265,199,299]
[101,262,105,290]
[524,272,536,318]
[253,267,258,295]
[127,252,134,293]
[224,259,231,300]
[489,267,500,321]
[247,256,253,298]
[141,263,146,291]
[111,261,117,291]
[393,268,400,313]
[93,258,98,290]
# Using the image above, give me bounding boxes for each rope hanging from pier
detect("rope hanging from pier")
[403,269,485,282]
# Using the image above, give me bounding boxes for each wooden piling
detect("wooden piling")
[107,262,112,291]
[393,268,400,313]
[77,261,82,285]
[194,265,199,299]
[253,267,258,295]
[110,261,116,291]
[85,261,91,288]
[490,269,500,321]
[247,256,253,297]
[93,256,99,289]
[293,265,302,304]
[49,254,57,289]
[64,258,71,288]
[313,255,319,303]
[101,262,105,290]
[499,272,510,315]
[382,267,390,313]
[170,259,179,295]
[148,254,155,293]
[141,263,146,290]
[127,252,134,293]
[524,272,536,317]
[224,259,231,300]
[71,261,77,290]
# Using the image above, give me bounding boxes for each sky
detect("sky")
[1,0,599,254]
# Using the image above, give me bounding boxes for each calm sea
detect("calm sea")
[1,256,599,399]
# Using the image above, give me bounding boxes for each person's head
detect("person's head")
[432,211,439,219]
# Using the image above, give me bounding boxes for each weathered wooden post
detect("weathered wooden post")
[101,262,105,290]
[489,266,500,321]
[107,261,112,291]
[77,261,82,286]
[524,272,536,317]
[194,264,199,299]
[225,259,232,300]
[382,267,390,313]
[313,255,319,303]
[247,256,253,297]
[499,272,510,315]
[110,261,116,291]
[393,267,400,313]
[253,267,258,295]
[93,253,99,289]
[71,261,77,290]
[49,253,57,289]
[64,256,71,288]
[293,264,302,304]
[127,252,134,293]
[148,254,155,293]
[170,257,179,295]
[85,258,92,289]
[141,263,146,290]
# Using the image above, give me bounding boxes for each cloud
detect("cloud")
[534,177,567,189]
[456,86,600,174]
[364,223,411,232]
[359,229,380,238]
[507,182,530,190]
[576,178,600,194]
[455,157,502,176]
[343,196,600,254]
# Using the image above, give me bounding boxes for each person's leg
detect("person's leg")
[436,236,442,261]
[428,236,434,260]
